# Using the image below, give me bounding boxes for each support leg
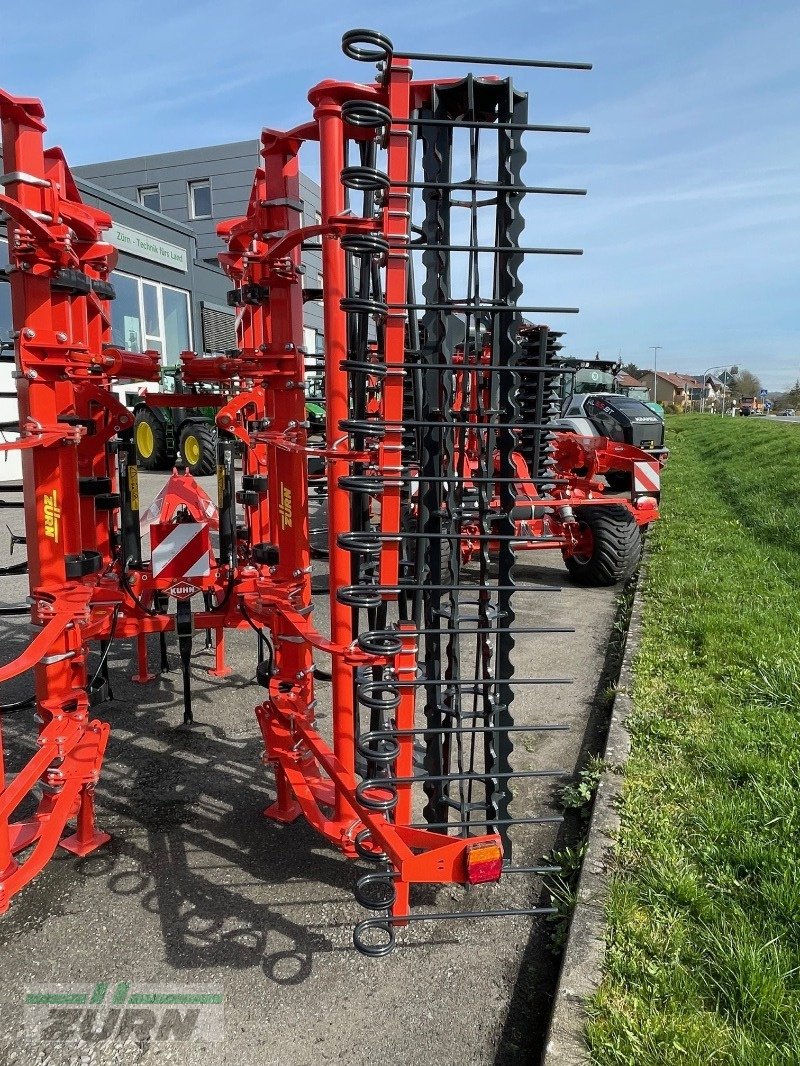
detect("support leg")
[159,629,169,673]
[59,785,111,857]
[263,763,302,823]
[208,628,232,678]
[132,633,155,683]
[176,599,194,725]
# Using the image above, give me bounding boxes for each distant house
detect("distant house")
[688,373,730,411]
[638,370,730,410]
[616,371,645,390]
[638,371,695,409]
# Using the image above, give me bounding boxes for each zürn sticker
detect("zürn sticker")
[43,490,61,543]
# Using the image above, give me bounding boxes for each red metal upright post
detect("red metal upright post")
[313,93,359,823]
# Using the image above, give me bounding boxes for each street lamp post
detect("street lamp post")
[650,346,662,404]
[701,364,736,415]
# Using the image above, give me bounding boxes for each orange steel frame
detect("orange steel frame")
[0,60,508,921]
[434,342,660,564]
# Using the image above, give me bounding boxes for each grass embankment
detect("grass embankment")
[587,416,800,1065]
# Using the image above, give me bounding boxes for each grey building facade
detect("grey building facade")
[0,168,232,479]
[1,142,324,481]
[74,141,324,357]
[1,169,230,354]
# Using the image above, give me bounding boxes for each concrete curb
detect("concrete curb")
[541,570,645,1066]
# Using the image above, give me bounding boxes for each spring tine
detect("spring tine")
[370,677,572,686]
[354,907,558,956]
[396,180,586,196]
[340,474,569,484]
[360,769,565,787]
[388,303,580,313]
[401,118,589,132]
[502,866,561,874]
[408,817,563,829]
[362,724,568,737]
[344,363,567,374]
[390,627,575,635]
[343,584,565,592]
[332,43,577,947]
[398,50,591,70]
[339,418,561,429]
[401,243,583,255]
[340,530,570,541]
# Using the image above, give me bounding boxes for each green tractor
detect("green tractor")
[133,367,328,478]
[304,373,326,441]
[133,367,222,477]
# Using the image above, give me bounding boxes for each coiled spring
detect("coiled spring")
[352,644,403,955]
[341,28,394,66]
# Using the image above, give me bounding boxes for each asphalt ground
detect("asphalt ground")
[0,471,620,1066]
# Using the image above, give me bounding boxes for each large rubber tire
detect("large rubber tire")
[563,505,642,586]
[134,408,169,471]
[179,421,217,476]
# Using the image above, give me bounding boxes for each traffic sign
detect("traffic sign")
[760,388,768,396]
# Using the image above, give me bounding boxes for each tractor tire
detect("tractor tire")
[563,505,642,587]
[134,408,169,471]
[179,422,217,477]
[604,470,632,494]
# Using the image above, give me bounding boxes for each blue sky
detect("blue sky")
[3,1,798,388]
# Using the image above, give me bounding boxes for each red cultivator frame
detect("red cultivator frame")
[0,30,657,954]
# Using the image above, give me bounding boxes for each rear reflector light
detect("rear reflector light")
[466,840,503,884]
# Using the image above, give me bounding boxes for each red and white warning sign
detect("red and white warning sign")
[633,461,661,495]
[151,521,213,586]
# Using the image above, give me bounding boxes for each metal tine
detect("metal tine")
[400,243,583,255]
[503,866,562,874]
[343,418,559,430]
[447,710,564,722]
[394,180,586,196]
[361,725,568,737]
[400,118,589,133]
[341,531,576,541]
[341,475,570,484]
[396,49,592,70]
[361,769,566,785]
[354,584,565,592]
[409,818,562,830]
[385,678,571,686]
[395,627,576,635]
[388,303,579,313]
[344,363,568,376]
[353,908,559,947]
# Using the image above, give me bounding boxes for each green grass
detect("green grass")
[586,415,800,1066]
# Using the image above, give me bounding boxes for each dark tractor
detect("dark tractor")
[552,356,667,492]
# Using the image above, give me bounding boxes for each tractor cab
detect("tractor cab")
[304,371,326,439]
[554,356,667,462]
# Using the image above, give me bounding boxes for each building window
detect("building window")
[163,286,191,359]
[110,270,191,366]
[138,186,161,212]
[189,179,212,219]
